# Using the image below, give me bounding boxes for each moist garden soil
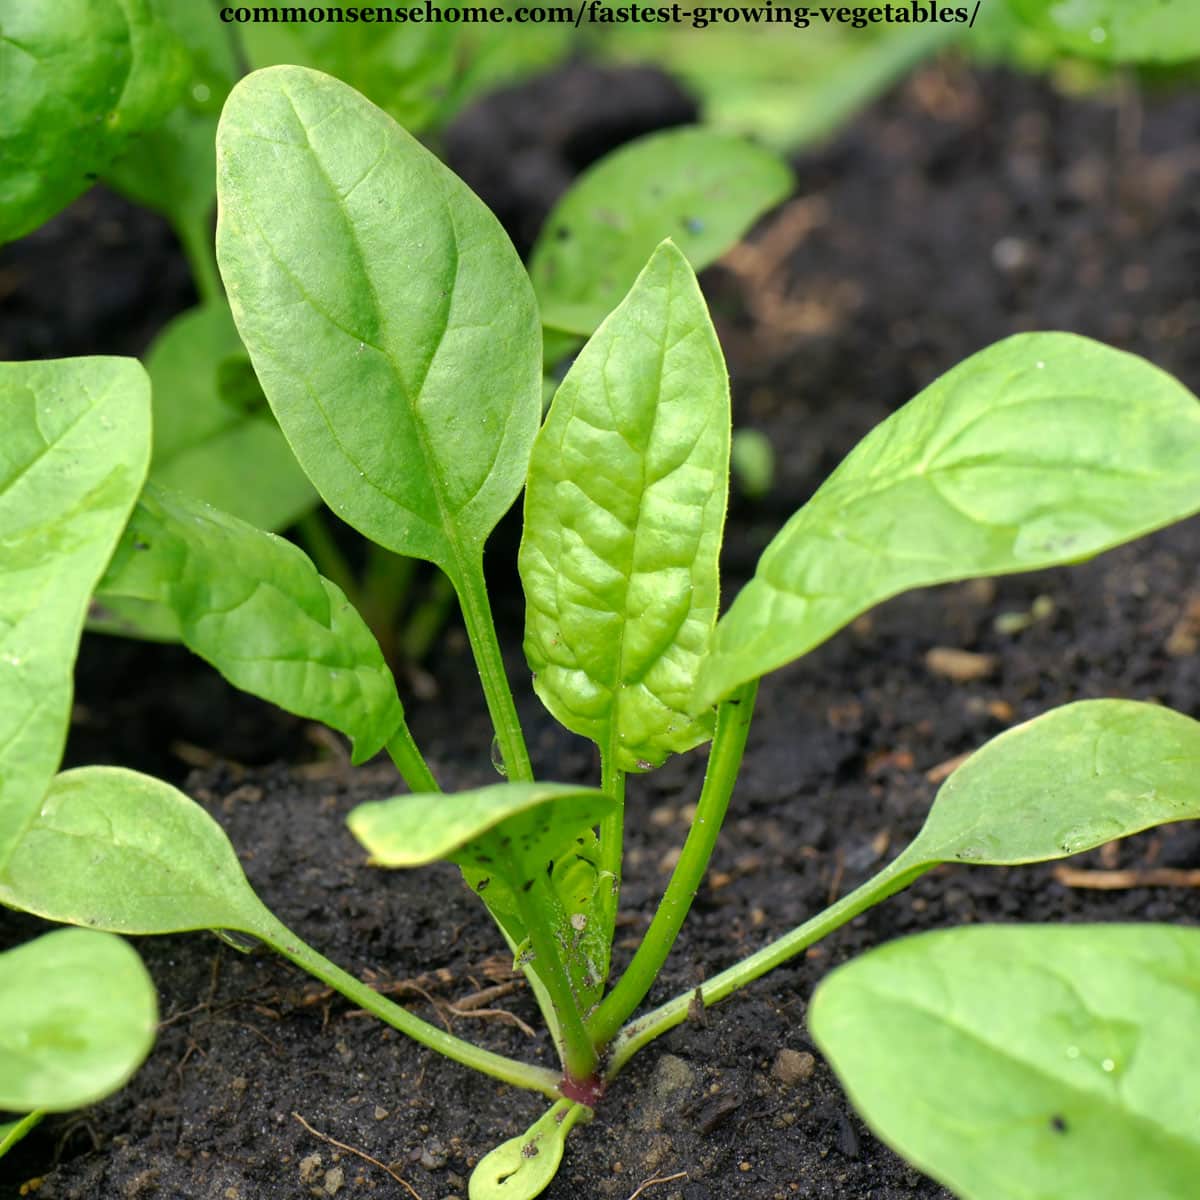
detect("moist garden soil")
[2,57,1200,1200]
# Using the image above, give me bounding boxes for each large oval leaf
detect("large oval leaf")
[530,126,792,336]
[98,483,404,763]
[0,358,151,870]
[520,242,729,772]
[216,65,541,579]
[810,924,1200,1200]
[0,767,272,935]
[697,333,1200,706]
[0,929,156,1112]
[145,303,317,530]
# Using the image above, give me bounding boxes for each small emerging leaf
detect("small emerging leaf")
[698,334,1200,706]
[521,242,730,772]
[530,126,792,335]
[145,303,316,532]
[0,357,150,871]
[0,929,157,1113]
[469,1099,590,1200]
[98,483,404,763]
[811,924,1200,1200]
[216,65,541,580]
[0,767,273,936]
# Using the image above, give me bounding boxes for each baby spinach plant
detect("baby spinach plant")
[5,65,1200,1199]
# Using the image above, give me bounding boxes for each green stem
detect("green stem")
[512,869,599,1084]
[591,680,757,1047]
[594,753,625,982]
[455,555,533,783]
[604,848,929,1080]
[385,722,440,794]
[250,909,560,1098]
[177,213,223,307]
[295,511,358,600]
[0,1110,44,1156]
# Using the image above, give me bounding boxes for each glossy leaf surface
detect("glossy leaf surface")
[216,66,541,579]
[903,700,1200,870]
[0,929,156,1112]
[698,334,1200,705]
[0,0,188,242]
[238,21,456,133]
[1008,0,1200,63]
[530,127,791,335]
[0,767,272,935]
[98,483,404,763]
[104,0,237,229]
[0,358,150,869]
[521,243,729,771]
[811,924,1200,1200]
[145,303,316,530]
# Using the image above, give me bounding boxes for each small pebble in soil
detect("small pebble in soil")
[772,1048,816,1086]
[298,1154,322,1183]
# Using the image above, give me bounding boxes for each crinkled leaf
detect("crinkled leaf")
[105,0,237,228]
[216,65,541,579]
[0,929,156,1112]
[238,22,456,134]
[903,700,1200,870]
[530,127,792,336]
[0,767,273,935]
[698,333,1200,706]
[0,357,150,870]
[811,924,1200,1200]
[98,483,404,763]
[0,0,188,242]
[521,242,729,772]
[145,303,316,530]
[1007,0,1200,63]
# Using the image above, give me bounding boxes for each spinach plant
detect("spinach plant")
[4,66,1200,1199]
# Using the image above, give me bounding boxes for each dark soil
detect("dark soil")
[3,53,1200,1200]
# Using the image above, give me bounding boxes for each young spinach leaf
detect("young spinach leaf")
[469,1099,591,1200]
[521,241,730,772]
[529,127,792,336]
[0,929,156,1113]
[0,0,188,243]
[698,333,1200,706]
[1006,0,1200,63]
[144,303,316,531]
[0,357,150,868]
[98,483,405,764]
[216,65,541,583]
[810,924,1200,1200]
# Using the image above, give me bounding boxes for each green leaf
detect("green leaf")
[145,303,317,531]
[348,781,612,870]
[104,0,238,230]
[810,924,1200,1200]
[0,767,273,935]
[0,1111,44,1159]
[520,242,730,772]
[469,1099,590,1200]
[0,929,156,1112]
[697,333,1200,706]
[903,700,1200,869]
[529,127,792,336]
[216,65,541,581]
[98,483,404,764]
[1006,0,1200,64]
[0,357,151,870]
[0,0,188,243]
[238,21,457,134]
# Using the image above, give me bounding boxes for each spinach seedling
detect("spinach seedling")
[4,66,1200,1200]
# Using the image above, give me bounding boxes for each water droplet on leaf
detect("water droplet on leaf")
[490,736,508,777]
